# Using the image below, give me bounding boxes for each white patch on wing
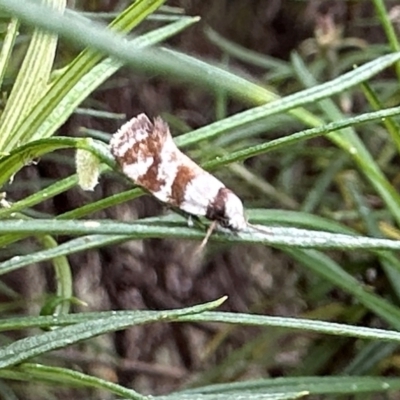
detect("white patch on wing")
[122,156,154,180]
[153,139,181,202]
[109,129,134,156]
[181,173,224,216]
[110,116,152,158]
[223,191,247,231]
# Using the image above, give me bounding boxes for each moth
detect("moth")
[110,114,249,244]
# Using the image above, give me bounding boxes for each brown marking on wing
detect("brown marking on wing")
[111,114,173,192]
[206,187,230,226]
[137,154,165,192]
[135,117,173,192]
[111,114,170,167]
[169,164,197,206]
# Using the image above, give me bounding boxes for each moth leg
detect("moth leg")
[188,214,203,228]
[199,220,218,250]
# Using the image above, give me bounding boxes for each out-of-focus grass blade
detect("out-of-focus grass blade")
[38,235,72,316]
[0,0,66,151]
[205,26,289,71]
[343,173,400,301]
[176,54,400,148]
[343,342,398,375]
[0,18,19,91]
[2,0,399,148]
[0,175,79,219]
[373,0,400,78]
[3,0,166,151]
[285,248,400,330]
[361,81,400,154]
[292,52,400,227]
[27,16,200,142]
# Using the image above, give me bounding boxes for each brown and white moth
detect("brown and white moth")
[110,114,248,242]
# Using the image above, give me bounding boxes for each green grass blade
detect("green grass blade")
[0,363,149,400]
[1,0,398,127]
[1,219,400,250]
[373,0,400,77]
[1,307,400,345]
[343,342,397,375]
[38,235,72,316]
[3,221,400,275]
[0,137,112,187]
[176,54,400,148]
[343,173,400,301]
[181,376,400,396]
[2,0,166,151]
[0,299,225,368]
[175,311,400,343]
[203,106,400,169]
[285,248,400,330]
[205,26,289,71]
[26,16,199,143]
[361,81,400,154]
[0,175,79,219]
[292,52,400,225]
[0,0,66,151]
[158,393,306,399]
[0,18,19,91]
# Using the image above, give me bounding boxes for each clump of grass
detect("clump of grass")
[0,0,400,399]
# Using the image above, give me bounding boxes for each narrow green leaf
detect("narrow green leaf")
[158,393,307,400]
[3,221,400,275]
[0,175,79,219]
[292,52,400,226]
[373,0,400,78]
[0,18,19,91]
[1,0,399,135]
[56,187,144,220]
[1,219,400,250]
[0,137,111,187]
[0,363,149,399]
[181,376,400,396]
[176,54,400,148]
[28,16,199,143]
[203,106,400,169]
[205,26,288,71]
[38,235,72,316]
[361,81,400,154]
[0,299,225,368]
[4,0,166,151]
[286,249,400,330]
[0,0,66,150]
[176,311,400,343]
[343,342,398,375]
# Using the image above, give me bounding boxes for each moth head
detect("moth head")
[207,188,247,231]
